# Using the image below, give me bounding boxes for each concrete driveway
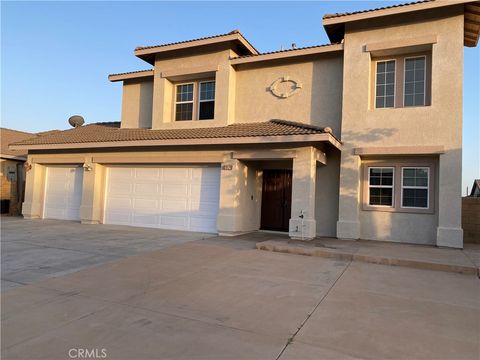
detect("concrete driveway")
[1,219,479,360]
[1,217,215,290]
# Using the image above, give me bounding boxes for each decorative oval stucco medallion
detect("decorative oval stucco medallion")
[269,76,303,98]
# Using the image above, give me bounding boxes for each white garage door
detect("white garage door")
[104,166,220,233]
[43,166,83,221]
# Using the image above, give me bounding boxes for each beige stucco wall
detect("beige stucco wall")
[120,48,343,136]
[337,7,464,247]
[234,55,343,137]
[121,79,153,129]
[151,49,238,129]
[315,149,341,237]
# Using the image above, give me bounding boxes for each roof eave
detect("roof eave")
[108,70,154,82]
[0,153,27,161]
[230,43,344,65]
[134,33,259,65]
[323,0,479,46]
[9,133,342,151]
[322,0,471,26]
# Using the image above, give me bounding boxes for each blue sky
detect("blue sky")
[1,1,479,192]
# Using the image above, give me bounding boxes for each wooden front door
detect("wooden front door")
[261,169,292,232]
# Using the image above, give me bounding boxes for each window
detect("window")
[404,56,426,107]
[175,83,194,121]
[375,60,395,108]
[198,81,215,120]
[368,167,394,207]
[401,167,429,208]
[175,80,215,121]
[363,161,434,214]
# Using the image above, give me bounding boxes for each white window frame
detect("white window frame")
[374,59,396,109]
[368,166,395,207]
[175,82,195,121]
[198,80,215,120]
[403,55,426,107]
[401,167,430,209]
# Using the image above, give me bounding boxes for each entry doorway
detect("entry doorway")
[260,169,292,232]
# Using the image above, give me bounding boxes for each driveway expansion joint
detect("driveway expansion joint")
[275,260,352,360]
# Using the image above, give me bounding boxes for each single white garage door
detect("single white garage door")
[43,166,83,221]
[104,166,220,233]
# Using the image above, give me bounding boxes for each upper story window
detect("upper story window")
[175,84,194,121]
[199,81,215,120]
[404,56,426,107]
[375,60,396,108]
[371,53,430,110]
[175,80,215,121]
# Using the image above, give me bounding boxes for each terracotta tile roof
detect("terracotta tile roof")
[135,29,259,54]
[11,120,331,147]
[230,42,342,60]
[323,0,434,19]
[1,128,36,158]
[109,69,153,77]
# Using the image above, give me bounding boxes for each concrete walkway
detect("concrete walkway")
[257,237,480,276]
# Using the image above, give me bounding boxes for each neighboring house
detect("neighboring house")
[470,179,480,197]
[10,0,480,248]
[0,128,35,215]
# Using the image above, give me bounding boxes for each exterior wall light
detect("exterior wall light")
[82,164,93,172]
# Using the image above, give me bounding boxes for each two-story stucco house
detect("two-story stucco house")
[11,0,480,248]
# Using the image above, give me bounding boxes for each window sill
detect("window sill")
[362,204,434,215]
[370,105,431,111]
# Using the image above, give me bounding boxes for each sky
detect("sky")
[1,1,479,193]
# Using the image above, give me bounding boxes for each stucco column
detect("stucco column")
[217,154,260,235]
[436,151,463,248]
[289,147,317,240]
[151,75,173,129]
[215,62,236,124]
[80,162,106,224]
[22,162,46,219]
[336,152,361,239]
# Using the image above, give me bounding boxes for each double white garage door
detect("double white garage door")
[43,165,220,233]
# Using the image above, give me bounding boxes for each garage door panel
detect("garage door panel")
[134,168,161,179]
[134,183,159,196]
[162,168,190,181]
[133,199,159,212]
[162,199,188,212]
[105,211,131,225]
[44,166,83,221]
[111,168,134,178]
[191,184,220,201]
[160,215,187,228]
[107,197,132,209]
[190,201,219,215]
[162,183,189,197]
[104,166,219,233]
[109,182,133,196]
